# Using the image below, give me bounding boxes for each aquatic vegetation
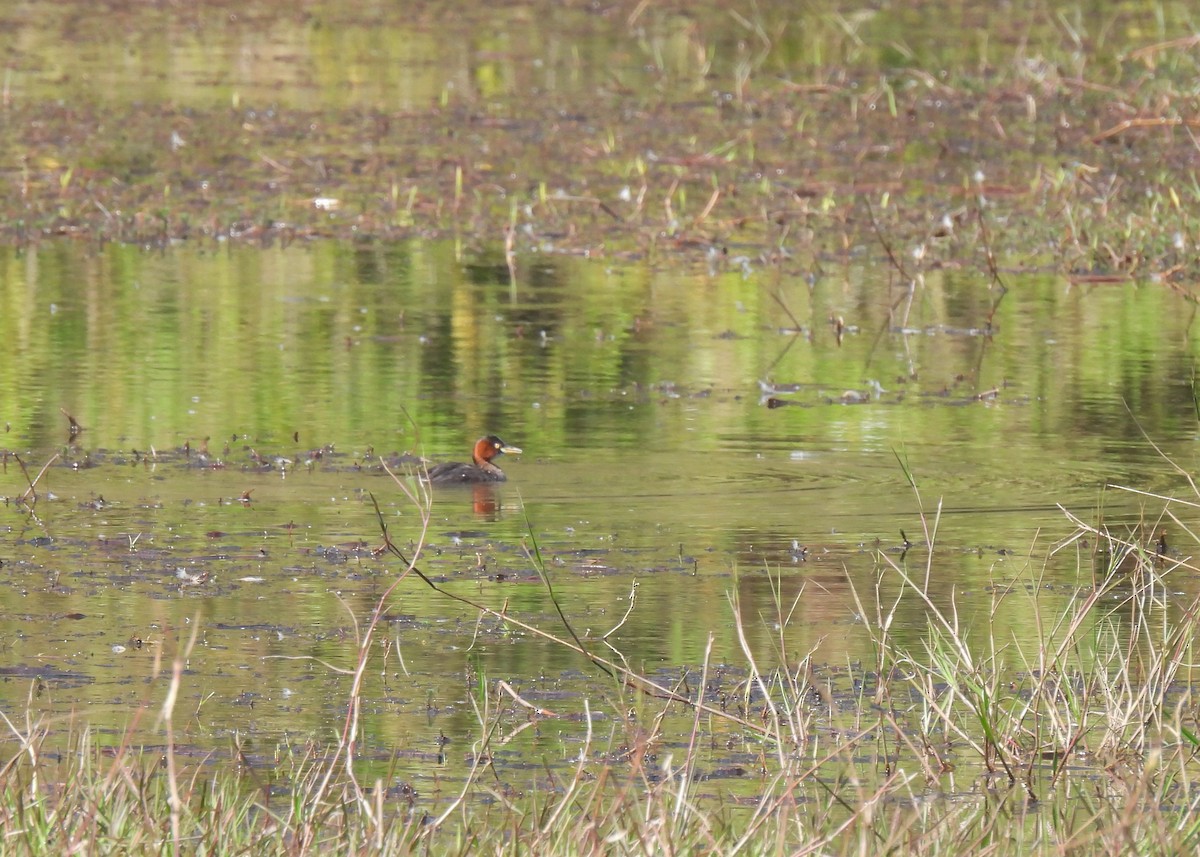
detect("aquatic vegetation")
[2,1,1199,285]
[2,455,1199,854]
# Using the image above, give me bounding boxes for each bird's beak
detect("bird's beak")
[499,444,522,455]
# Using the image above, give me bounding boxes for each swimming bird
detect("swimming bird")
[426,435,522,484]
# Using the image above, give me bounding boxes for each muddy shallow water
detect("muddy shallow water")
[3,238,1200,803]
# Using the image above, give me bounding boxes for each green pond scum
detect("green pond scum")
[3,1,1200,853]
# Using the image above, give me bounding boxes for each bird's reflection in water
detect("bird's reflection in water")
[471,483,501,519]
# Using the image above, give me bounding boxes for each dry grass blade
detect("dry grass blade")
[14,452,59,506]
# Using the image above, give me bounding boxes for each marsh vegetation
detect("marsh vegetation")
[4,0,1200,853]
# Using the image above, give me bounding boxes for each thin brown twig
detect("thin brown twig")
[15,452,60,505]
[1092,116,1200,143]
[766,287,803,332]
[864,195,913,283]
[695,184,720,224]
[1127,34,1200,61]
[974,195,1006,294]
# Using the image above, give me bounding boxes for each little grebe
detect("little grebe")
[426,436,522,484]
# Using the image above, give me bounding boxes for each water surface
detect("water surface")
[3,241,1199,797]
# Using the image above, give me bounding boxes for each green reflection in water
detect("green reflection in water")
[3,238,1200,792]
[2,239,1199,524]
